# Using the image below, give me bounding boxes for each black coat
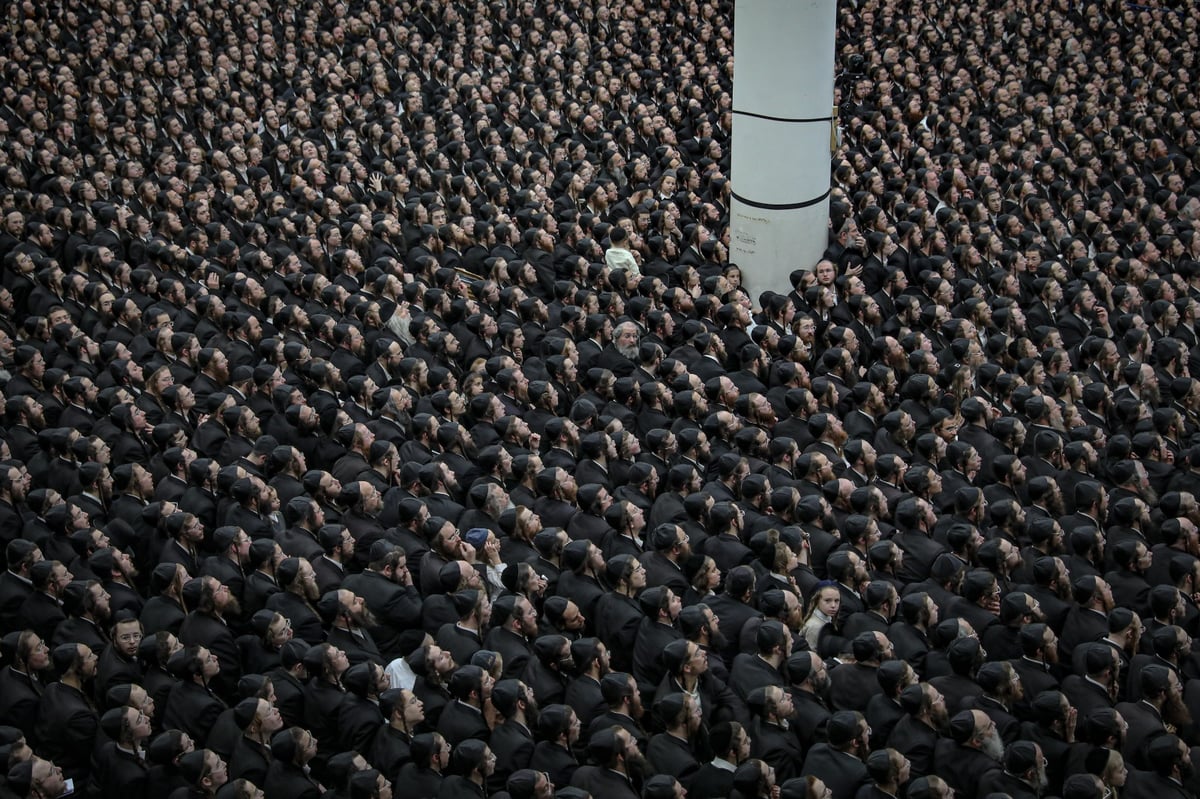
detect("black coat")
[1116,699,1167,769]
[0,570,34,633]
[485,626,535,680]
[437,699,490,746]
[91,741,149,799]
[21,590,66,643]
[302,678,345,764]
[178,611,240,698]
[530,741,578,789]
[1123,771,1194,799]
[791,689,832,751]
[932,739,1001,799]
[801,744,870,799]
[338,692,384,752]
[436,623,484,668]
[570,765,639,799]
[728,653,786,702]
[887,714,939,778]
[341,571,423,660]
[243,571,281,616]
[689,762,737,799]
[35,681,99,782]
[96,646,143,702]
[564,675,607,729]
[828,662,883,713]
[488,720,535,791]
[976,770,1041,799]
[1061,674,1116,720]
[140,595,187,636]
[0,666,42,744]
[266,591,325,646]
[368,726,412,783]
[228,735,272,787]
[396,765,444,799]
[161,679,226,746]
[594,592,643,673]
[646,733,701,790]
[750,718,804,782]
[264,759,323,799]
[267,667,307,728]
[437,775,487,799]
[632,617,683,699]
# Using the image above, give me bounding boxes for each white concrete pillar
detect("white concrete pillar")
[730,0,837,298]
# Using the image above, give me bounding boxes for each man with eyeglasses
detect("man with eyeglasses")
[95,614,144,699]
[7,758,69,799]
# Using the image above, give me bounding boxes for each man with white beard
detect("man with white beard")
[979,741,1050,799]
[933,709,1005,799]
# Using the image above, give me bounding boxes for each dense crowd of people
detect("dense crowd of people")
[1,1,1200,799]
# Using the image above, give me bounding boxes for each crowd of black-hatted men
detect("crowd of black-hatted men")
[1,1,1200,799]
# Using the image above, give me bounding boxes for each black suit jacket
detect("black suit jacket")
[829,662,883,713]
[594,592,644,673]
[801,744,870,799]
[932,739,1001,799]
[1116,699,1167,769]
[1123,771,1193,799]
[646,733,701,789]
[369,725,412,783]
[0,570,34,633]
[264,760,323,799]
[35,681,99,781]
[977,770,1040,799]
[689,762,736,799]
[228,735,272,786]
[0,666,42,743]
[437,699,490,746]
[266,591,325,645]
[21,590,67,643]
[92,741,149,799]
[178,611,239,697]
[488,720,535,790]
[570,765,639,799]
[728,653,785,703]
[161,679,226,746]
[750,718,804,782]
[888,714,939,777]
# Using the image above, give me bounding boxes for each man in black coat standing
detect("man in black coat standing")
[160,645,227,747]
[932,709,1004,799]
[570,727,642,799]
[35,643,100,784]
[91,705,152,799]
[888,683,947,779]
[1123,734,1195,799]
[487,680,536,793]
[800,711,872,799]
[747,685,803,783]
[341,543,423,661]
[977,741,1048,799]
[645,693,702,791]
[178,575,241,699]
